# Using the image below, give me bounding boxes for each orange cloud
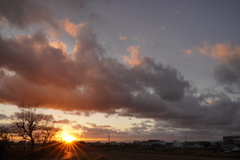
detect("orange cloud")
[195,41,211,56]
[123,46,143,67]
[211,43,240,59]
[62,19,87,37]
[196,42,240,60]
[118,36,128,41]
[118,33,128,41]
[49,40,67,51]
[48,30,57,39]
[183,49,193,56]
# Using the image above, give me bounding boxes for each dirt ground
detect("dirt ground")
[98,150,240,160]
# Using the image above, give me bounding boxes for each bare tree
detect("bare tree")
[39,115,60,147]
[11,103,58,152]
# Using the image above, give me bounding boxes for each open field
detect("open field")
[1,142,100,160]
[98,150,240,160]
[2,143,240,160]
[95,145,240,160]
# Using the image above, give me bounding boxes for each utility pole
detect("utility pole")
[108,134,110,142]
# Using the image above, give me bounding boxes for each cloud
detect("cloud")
[54,118,75,124]
[183,49,193,56]
[0,113,7,119]
[0,32,75,88]
[118,36,128,41]
[62,19,87,37]
[0,0,57,29]
[195,41,211,56]
[118,33,128,41]
[0,20,239,138]
[194,42,240,92]
[72,123,127,140]
[49,40,67,52]
[72,121,157,140]
[0,22,190,116]
[196,42,240,59]
[128,120,154,134]
[72,117,240,141]
[123,46,144,67]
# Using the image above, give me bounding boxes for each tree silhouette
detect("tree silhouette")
[11,103,58,152]
[0,125,11,141]
[0,125,12,157]
[39,115,60,147]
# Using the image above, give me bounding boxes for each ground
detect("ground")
[2,142,240,160]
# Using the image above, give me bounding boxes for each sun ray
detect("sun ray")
[56,143,67,159]
[72,142,90,158]
[42,133,93,160]
[44,142,66,160]
[69,143,80,160]
[73,142,89,159]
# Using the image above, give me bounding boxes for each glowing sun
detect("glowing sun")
[62,133,76,143]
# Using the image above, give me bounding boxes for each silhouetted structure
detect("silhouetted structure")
[223,136,240,144]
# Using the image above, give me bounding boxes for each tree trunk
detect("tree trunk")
[31,139,35,153]
[43,141,46,147]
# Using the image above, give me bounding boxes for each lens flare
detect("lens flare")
[62,132,76,143]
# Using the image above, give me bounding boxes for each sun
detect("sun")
[62,132,76,143]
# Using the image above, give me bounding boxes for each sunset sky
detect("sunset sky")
[0,0,240,142]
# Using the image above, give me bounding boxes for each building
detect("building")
[140,140,165,146]
[184,141,210,149]
[173,140,183,148]
[223,136,240,144]
[220,144,240,152]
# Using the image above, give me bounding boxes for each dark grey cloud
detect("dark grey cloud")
[0,21,239,138]
[128,120,154,135]
[195,42,240,93]
[53,0,86,11]
[213,53,240,93]
[71,117,239,141]
[0,22,189,113]
[0,113,7,119]
[0,0,57,29]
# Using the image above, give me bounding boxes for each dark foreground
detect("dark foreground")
[98,150,240,160]
[96,145,240,160]
[2,142,240,160]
